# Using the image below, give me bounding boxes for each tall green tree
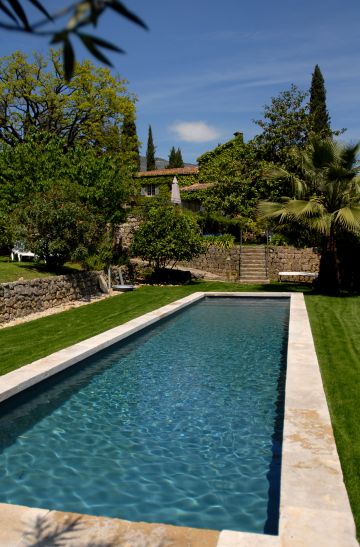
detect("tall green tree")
[0,132,132,255]
[167,146,177,168]
[309,65,331,137]
[120,113,140,170]
[16,184,99,269]
[259,138,360,294]
[175,147,184,167]
[0,50,136,151]
[146,125,156,171]
[197,137,286,222]
[252,84,310,168]
[167,146,184,168]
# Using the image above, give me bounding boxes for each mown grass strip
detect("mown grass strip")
[305,294,360,540]
[0,257,81,283]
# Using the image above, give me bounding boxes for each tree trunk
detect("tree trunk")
[317,227,340,294]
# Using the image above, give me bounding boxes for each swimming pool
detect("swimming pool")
[0,296,289,534]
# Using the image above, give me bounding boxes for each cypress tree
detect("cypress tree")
[309,65,331,137]
[168,146,184,168]
[146,125,156,170]
[175,147,184,167]
[120,113,140,170]
[167,146,177,168]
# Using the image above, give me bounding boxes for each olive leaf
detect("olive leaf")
[7,0,30,29]
[0,1,18,24]
[0,0,148,80]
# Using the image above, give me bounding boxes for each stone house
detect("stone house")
[137,166,199,199]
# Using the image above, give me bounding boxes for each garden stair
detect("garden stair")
[238,246,269,284]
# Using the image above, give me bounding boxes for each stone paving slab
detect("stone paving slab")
[0,504,219,547]
[217,530,280,546]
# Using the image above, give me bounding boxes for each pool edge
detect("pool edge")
[0,292,356,546]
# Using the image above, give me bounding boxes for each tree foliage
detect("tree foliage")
[120,112,140,170]
[0,1,148,80]
[309,65,331,137]
[146,125,156,171]
[168,146,184,168]
[131,205,204,269]
[259,138,360,293]
[197,136,287,225]
[0,50,136,151]
[0,132,133,263]
[252,84,310,168]
[16,184,98,268]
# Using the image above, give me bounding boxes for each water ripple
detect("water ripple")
[0,297,288,534]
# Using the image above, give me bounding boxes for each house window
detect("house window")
[143,184,158,196]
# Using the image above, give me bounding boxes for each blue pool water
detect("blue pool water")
[0,297,289,533]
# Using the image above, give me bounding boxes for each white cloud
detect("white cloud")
[170,121,221,143]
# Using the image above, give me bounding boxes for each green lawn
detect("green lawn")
[0,280,358,538]
[305,294,360,539]
[0,256,82,283]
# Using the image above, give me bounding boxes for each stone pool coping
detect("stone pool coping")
[0,292,356,546]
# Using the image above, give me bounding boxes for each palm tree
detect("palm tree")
[259,138,360,294]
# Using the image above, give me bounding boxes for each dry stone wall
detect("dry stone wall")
[0,272,101,324]
[116,216,141,250]
[268,247,320,281]
[180,247,240,281]
[180,245,320,281]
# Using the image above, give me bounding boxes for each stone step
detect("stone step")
[241,263,267,269]
[240,270,267,275]
[239,272,268,276]
[240,260,265,266]
[238,278,270,284]
[241,246,266,251]
[241,251,266,256]
[239,246,267,283]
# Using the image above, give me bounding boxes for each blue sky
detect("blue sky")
[0,0,359,163]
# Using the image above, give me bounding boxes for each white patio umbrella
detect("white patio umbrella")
[170,176,182,205]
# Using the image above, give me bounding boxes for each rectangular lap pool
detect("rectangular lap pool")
[0,296,289,535]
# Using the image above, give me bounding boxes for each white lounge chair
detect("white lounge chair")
[279,271,318,281]
[11,243,36,262]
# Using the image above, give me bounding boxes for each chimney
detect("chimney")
[233,131,244,142]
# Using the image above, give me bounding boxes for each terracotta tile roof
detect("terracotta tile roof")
[137,166,199,177]
[180,183,214,191]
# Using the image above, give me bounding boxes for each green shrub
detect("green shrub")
[131,205,204,269]
[202,234,236,249]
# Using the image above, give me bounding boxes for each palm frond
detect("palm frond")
[339,142,360,171]
[285,198,324,218]
[262,165,288,180]
[307,214,332,235]
[309,137,337,169]
[262,164,306,198]
[258,198,324,224]
[260,137,360,241]
[333,206,360,232]
[258,200,286,220]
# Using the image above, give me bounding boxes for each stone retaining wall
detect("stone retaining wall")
[180,245,320,281]
[0,265,137,325]
[180,247,241,281]
[0,272,101,324]
[268,246,320,281]
[116,216,141,250]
